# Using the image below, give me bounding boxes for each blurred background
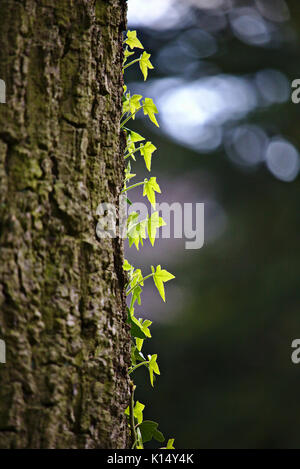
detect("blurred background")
[125,0,300,449]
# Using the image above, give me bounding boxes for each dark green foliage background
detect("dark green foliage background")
[126,0,300,449]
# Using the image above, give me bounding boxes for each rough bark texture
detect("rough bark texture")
[0,0,130,448]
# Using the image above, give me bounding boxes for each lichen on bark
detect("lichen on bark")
[0,0,130,449]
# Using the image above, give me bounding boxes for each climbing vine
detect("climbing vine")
[122,30,175,449]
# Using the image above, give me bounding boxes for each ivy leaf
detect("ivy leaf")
[126,130,145,160]
[151,265,175,302]
[148,353,160,387]
[133,346,146,364]
[124,401,145,425]
[140,141,156,171]
[124,47,135,64]
[162,439,175,449]
[143,98,159,127]
[127,215,148,250]
[139,420,164,444]
[134,401,145,425]
[129,94,143,119]
[122,92,131,114]
[136,337,144,352]
[139,51,154,81]
[141,319,152,338]
[125,30,144,50]
[127,311,148,340]
[131,284,142,306]
[127,211,140,235]
[125,162,136,183]
[123,94,142,120]
[148,211,166,246]
[129,266,144,289]
[129,130,145,143]
[135,318,152,351]
[143,177,161,208]
[126,141,136,160]
[123,259,133,271]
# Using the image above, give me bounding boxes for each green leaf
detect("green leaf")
[129,130,145,143]
[140,141,156,171]
[123,259,133,271]
[139,51,154,81]
[148,353,160,386]
[152,265,175,302]
[129,266,144,289]
[125,130,145,161]
[122,91,131,114]
[136,337,144,352]
[127,210,139,226]
[129,94,143,119]
[131,284,142,306]
[143,97,159,127]
[135,318,152,351]
[127,311,148,340]
[139,420,164,444]
[125,162,136,183]
[124,47,135,64]
[126,141,137,160]
[148,211,166,246]
[143,177,161,208]
[127,265,144,307]
[162,438,175,449]
[125,30,144,50]
[125,401,145,426]
[133,401,145,425]
[141,319,152,338]
[134,346,146,363]
[127,213,148,250]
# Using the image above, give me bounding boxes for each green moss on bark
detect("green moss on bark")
[0,0,130,449]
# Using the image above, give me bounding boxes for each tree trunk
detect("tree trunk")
[0,0,130,449]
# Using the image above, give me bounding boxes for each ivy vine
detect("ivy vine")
[122,30,175,449]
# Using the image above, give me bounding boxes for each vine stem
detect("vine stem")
[124,144,145,160]
[129,361,149,375]
[126,273,154,296]
[120,106,143,128]
[121,181,144,193]
[123,58,141,70]
[129,384,138,449]
[123,126,133,132]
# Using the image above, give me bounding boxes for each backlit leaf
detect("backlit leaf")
[152,265,175,302]
[143,97,159,127]
[140,141,156,171]
[125,30,144,50]
[139,51,154,81]
[143,177,161,208]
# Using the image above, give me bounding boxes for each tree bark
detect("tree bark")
[0,0,130,449]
